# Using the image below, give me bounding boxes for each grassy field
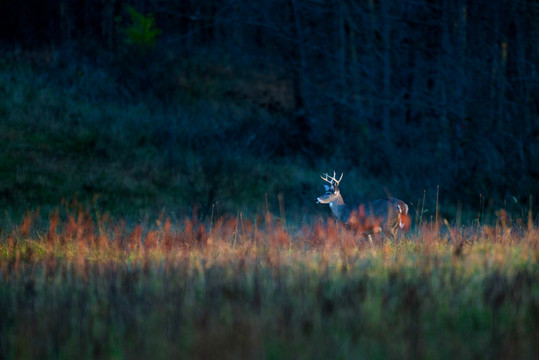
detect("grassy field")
[0,208,537,360]
[1,50,537,359]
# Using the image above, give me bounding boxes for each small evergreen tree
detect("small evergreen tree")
[122,6,161,53]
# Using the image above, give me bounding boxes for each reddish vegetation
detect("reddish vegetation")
[348,205,384,234]
[0,207,537,359]
[2,206,537,267]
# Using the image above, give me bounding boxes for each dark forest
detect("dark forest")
[1,0,538,221]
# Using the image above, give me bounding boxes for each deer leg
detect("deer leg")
[393,227,399,243]
[367,234,374,247]
[384,228,396,244]
[393,226,400,241]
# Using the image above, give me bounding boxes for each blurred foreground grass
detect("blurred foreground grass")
[0,208,537,359]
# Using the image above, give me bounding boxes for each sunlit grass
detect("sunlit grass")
[0,207,537,359]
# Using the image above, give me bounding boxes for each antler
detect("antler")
[320,171,343,186]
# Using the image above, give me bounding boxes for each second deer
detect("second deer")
[316,171,409,244]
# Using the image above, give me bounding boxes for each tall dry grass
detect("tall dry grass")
[0,207,537,359]
[3,206,537,266]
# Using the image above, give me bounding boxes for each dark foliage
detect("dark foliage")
[1,0,538,215]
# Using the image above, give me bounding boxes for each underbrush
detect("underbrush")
[0,208,537,359]
[0,51,335,220]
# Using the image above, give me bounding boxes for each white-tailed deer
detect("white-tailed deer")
[316,171,409,244]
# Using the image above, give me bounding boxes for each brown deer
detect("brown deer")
[316,171,409,244]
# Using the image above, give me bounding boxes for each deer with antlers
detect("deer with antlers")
[316,171,409,244]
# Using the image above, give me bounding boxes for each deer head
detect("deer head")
[316,171,344,204]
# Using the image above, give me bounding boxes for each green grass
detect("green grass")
[0,208,537,359]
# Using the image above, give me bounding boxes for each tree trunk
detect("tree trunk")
[380,0,393,163]
[289,0,313,153]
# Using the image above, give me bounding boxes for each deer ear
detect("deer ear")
[324,185,331,191]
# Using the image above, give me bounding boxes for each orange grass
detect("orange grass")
[1,207,537,360]
[2,207,537,272]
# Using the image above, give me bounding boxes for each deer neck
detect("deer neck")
[329,193,349,222]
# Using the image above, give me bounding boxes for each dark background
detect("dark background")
[1,0,538,223]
